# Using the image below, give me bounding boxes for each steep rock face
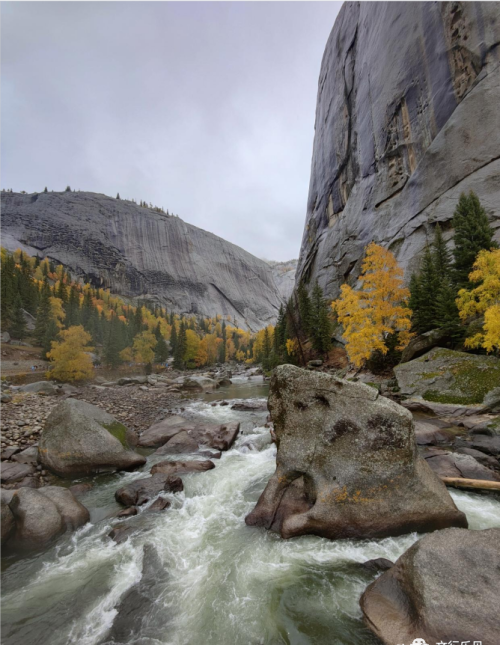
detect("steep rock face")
[267,259,298,302]
[296,1,500,296]
[1,191,281,330]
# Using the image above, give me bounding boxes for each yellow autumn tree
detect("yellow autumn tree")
[184,329,201,364]
[457,248,500,353]
[50,296,66,329]
[332,242,413,367]
[133,330,156,365]
[46,326,94,382]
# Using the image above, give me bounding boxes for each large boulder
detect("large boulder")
[400,328,450,363]
[138,415,196,448]
[245,365,467,540]
[38,398,145,477]
[8,488,64,550]
[360,527,500,645]
[181,377,219,391]
[1,462,36,484]
[394,348,500,404]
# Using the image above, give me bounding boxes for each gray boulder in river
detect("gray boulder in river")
[245,365,467,539]
[360,527,500,645]
[38,398,146,477]
[1,190,281,331]
[5,487,89,551]
[295,1,500,295]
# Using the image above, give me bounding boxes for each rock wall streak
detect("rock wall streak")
[297,1,500,296]
[1,191,281,330]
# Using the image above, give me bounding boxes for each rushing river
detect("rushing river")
[2,378,500,645]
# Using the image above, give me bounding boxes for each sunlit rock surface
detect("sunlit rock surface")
[296,1,500,295]
[1,190,281,330]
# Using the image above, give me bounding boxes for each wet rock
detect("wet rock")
[360,528,500,645]
[8,488,64,550]
[18,381,58,395]
[39,398,145,477]
[190,422,240,451]
[360,558,394,573]
[231,401,267,411]
[394,348,500,404]
[182,376,219,391]
[413,421,456,446]
[108,525,138,544]
[1,393,12,403]
[307,359,323,368]
[146,497,171,512]
[105,544,168,641]
[116,506,138,518]
[246,365,467,540]
[138,415,195,448]
[69,482,94,497]
[38,486,90,530]
[1,462,36,484]
[155,431,200,455]
[115,474,183,507]
[150,459,215,476]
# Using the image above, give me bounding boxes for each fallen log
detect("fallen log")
[441,476,500,492]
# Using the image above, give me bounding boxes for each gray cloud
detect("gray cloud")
[1,1,341,261]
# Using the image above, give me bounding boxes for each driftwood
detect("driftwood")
[441,477,500,492]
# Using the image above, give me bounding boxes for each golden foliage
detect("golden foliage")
[49,296,66,329]
[332,242,413,367]
[457,249,500,352]
[184,329,201,362]
[133,330,156,364]
[46,326,94,382]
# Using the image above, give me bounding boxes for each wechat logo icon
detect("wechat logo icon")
[410,640,428,645]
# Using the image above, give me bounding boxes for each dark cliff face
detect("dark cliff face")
[297,1,500,296]
[1,191,281,330]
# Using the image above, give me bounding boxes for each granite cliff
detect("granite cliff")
[1,191,281,330]
[296,1,500,297]
[267,259,297,302]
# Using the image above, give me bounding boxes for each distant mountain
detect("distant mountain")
[1,190,282,331]
[267,259,297,302]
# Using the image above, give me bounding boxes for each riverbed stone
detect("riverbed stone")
[1,461,36,484]
[246,365,467,540]
[138,415,195,448]
[18,381,58,395]
[394,348,500,404]
[150,459,215,476]
[1,496,15,545]
[39,398,145,477]
[115,473,183,507]
[360,527,500,645]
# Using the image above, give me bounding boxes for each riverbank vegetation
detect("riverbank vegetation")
[0,247,275,379]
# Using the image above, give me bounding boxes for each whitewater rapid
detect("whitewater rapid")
[2,390,500,645]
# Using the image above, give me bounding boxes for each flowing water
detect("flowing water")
[2,379,500,645]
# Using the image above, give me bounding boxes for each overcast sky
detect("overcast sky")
[1,1,341,261]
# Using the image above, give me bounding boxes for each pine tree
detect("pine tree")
[42,319,60,359]
[297,281,312,336]
[170,322,178,356]
[1,254,16,328]
[173,320,186,369]
[104,315,123,368]
[116,193,120,200]
[432,224,452,277]
[34,280,53,346]
[66,285,81,326]
[310,282,332,355]
[416,247,439,333]
[44,187,48,193]
[10,293,27,340]
[408,273,424,332]
[453,191,498,288]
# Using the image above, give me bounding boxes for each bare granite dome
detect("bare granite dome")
[1,191,281,331]
[296,1,500,296]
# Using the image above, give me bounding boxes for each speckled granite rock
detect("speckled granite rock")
[296,1,500,295]
[1,191,281,330]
